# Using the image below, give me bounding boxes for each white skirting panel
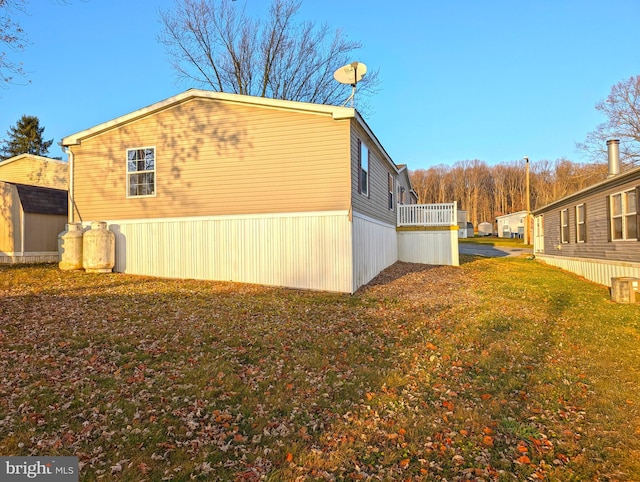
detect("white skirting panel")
[398,229,460,267]
[104,212,354,293]
[351,213,398,292]
[537,255,640,287]
[0,252,59,264]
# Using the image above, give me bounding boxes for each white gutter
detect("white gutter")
[20,206,25,255]
[67,148,74,223]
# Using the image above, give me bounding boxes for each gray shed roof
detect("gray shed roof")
[14,183,68,216]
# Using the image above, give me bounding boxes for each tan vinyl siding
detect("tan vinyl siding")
[350,121,396,225]
[23,213,67,252]
[0,182,21,253]
[70,98,352,221]
[0,156,68,190]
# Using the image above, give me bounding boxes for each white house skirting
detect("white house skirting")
[101,211,354,293]
[536,254,640,287]
[351,213,398,292]
[398,229,460,267]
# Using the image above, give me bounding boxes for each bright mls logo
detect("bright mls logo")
[0,457,78,481]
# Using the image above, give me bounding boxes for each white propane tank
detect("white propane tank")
[58,223,84,270]
[82,221,115,273]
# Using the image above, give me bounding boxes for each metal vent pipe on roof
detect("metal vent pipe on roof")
[607,139,620,177]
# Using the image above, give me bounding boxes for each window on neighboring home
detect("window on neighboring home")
[358,140,369,197]
[399,186,406,204]
[610,189,637,240]
[560,209,570,243]
[127,147,155,197]
[576,203,586,243]
[388,173,394,210]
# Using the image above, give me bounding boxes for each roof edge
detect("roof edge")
[0,153,67,167]
[354,111,400,175]
[62,90,356,146]
[533,164,640,215]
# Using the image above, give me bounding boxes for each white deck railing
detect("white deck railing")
[397,203,457,227]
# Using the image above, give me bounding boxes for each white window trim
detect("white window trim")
[126,146,157,199]
[610,189,637,241]
[388,173,394,211]
[576,203,585,243]
[560,208,569,243]
[360,142,369,197]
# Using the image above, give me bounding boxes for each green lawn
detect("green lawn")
[0,259,638,481]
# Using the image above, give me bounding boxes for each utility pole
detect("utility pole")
[524,156,531,245]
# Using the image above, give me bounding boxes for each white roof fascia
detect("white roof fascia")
[62,89,355,146]
[354,111,400,175]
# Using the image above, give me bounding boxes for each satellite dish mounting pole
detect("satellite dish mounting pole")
[333,61,367,108]
[350,63,357,108]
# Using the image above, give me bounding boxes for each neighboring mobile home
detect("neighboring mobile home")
[0,154,69,263]
[496,210,527,238]
[533,140,640,286]
[62,90,458,293]
[395,164,419,206]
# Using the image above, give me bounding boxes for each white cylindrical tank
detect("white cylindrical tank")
[58,223,84,270]
[83,221,115,273]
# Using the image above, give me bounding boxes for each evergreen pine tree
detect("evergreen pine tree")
[0,115,54,160]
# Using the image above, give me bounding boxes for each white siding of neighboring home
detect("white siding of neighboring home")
[535,254,640,287]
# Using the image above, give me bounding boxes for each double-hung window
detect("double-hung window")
[127,147,156,197]
[610,189,637,240]
[388,173,394,210]
[398,186,406,204]
[560,209,570,243]
[576,204,586,243]
[359,140,369,197]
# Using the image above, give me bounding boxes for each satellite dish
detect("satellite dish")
[333,61,367,107]
[333,61,367,86]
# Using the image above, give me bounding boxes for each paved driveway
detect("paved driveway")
[459,243,533,258]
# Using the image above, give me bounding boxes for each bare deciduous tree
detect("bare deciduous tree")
[159,0,379,110]
[409,158,608,229]
[578,75,640,168]
[0,0,27,85]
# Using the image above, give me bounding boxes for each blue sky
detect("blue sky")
[1,0,639,169]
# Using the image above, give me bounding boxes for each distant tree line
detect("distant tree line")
[409,158,609,227]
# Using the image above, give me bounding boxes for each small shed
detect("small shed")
[0,155,69,264]
[478,222,493,236]
[0,183,68,263]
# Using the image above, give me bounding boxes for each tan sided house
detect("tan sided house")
[62,90,458,292]
[0,154,69,263]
